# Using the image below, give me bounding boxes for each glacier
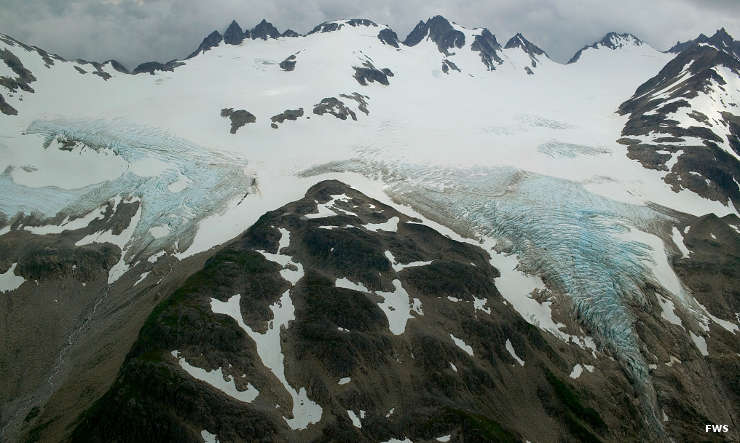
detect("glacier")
[302,158,676,385]
[1,119,258,263]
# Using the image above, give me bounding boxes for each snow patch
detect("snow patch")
[210,294,322,430]
[505,339,525,366]
[450,333,474,356]
[172,350,259,403]
[0,263,25,293]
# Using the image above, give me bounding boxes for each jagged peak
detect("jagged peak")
[251,19,280,40]
[403,15,465,55]
[223,20,245,45]
[504,32,547,57]
[667,28,738,57]
[186,30,222,59]
[599,32,643,48]
[568,32,644,63]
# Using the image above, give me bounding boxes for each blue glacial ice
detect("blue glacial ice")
[2,118,257,261]
[303,159,673,385]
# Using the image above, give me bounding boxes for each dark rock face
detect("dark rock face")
[270,108,304,128]
[313,97,357,120]
[441,59,460,74]
[132,60,185,75]
[353,61,393,86]
[0,93,17,115]
[471,29,503,70]
[668,28,740,58]
[220,108,256,134]
[279,54,296,71]
[223,20,245,45]
[403,16,465,55]
[104,59,129,74]
[504,33,546,67]
[346,18,376,27]
[74,59,113,80]
[281,29,299,38]
[617,37,740,210]
[504,33,545,56]
[251,19,280,40]
[69,180,652,443]
[187,30,223,59]
[568,32,642,63]
[0,47,36,93]
[339,92,370,115]
[377,28,399,48]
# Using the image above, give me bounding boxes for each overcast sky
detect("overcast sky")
[1,0,738,69]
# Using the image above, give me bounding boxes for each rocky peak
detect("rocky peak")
[568,32,643,63]
[669,28,739,58]
[223,20,245,45]
[504,33,546,57]
[599,32,642,49]
[186,30,222,59]
[281,29,299,38]
[251,19,280,40]
[403,15,465,55]
[309,19,378,35]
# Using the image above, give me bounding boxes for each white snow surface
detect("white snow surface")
[200,429,219,443]
[0,263,25,293]
[690,331,709,356]
[210,294,322,430]
[505,339,525,366]
[347,410,362,428]
[172,350,259,403]
[450,333,474,356]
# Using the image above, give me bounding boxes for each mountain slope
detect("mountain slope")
[71,180,643,443]
[618,29,740,210]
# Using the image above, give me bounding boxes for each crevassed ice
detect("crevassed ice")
[6,119,257,266]
[302,158,680,385]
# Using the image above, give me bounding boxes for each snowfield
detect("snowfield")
[1,20,738,434]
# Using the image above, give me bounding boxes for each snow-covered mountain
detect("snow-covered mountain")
[0,16,738,443]
[618,28,740,209]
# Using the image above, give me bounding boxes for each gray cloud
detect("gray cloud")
[1,0,738,69]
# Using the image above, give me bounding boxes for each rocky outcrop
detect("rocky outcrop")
[0,47,36,93]
[442,59,460,74]
[270,108,303,128]
[220,108,256,134]
[279,54,297,71]
[377,28,399,48]
[353,61,393,86]
[313,97,358,121]
[0,93,17,115]
[471,29,503,70]
[132,60,184,75]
